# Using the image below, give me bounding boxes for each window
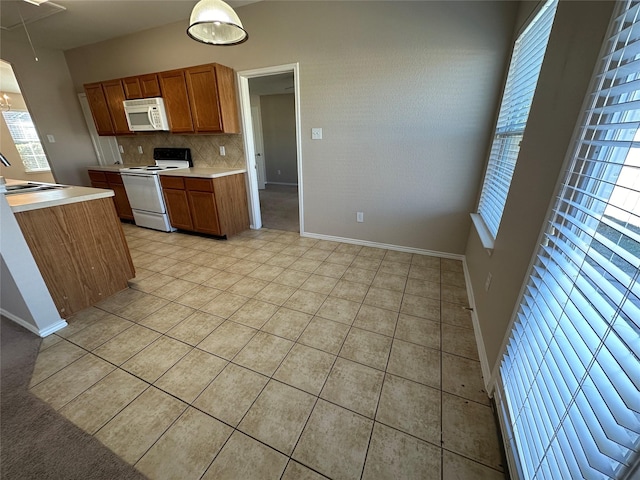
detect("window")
[498,1,640,478]
[2,110,50,173]
[476,0,558,241]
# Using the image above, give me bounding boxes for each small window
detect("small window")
[2,110,51,173]
[476,0,559,240]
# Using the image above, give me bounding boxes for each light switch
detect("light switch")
[219,146,226,156]
[311,128,323,140]
[138,146,143,154]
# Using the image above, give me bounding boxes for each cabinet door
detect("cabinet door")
[163,188,193,230]
[185,65,222,133]
[159,70,194,133]
[214,64,241,134]
[122,77,142,99]
[102,80,131,134]
[110,183,135,221]
[188,190,221,235]
[84,83,115,135]
[88,169,108,184]
[139,74,161,98]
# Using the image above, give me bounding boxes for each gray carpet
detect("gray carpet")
[259,184,299,232]
[0,318,147,480]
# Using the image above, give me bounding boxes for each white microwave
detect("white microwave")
[123,97,170,132]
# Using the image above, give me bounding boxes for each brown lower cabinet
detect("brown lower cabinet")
[160,174,248,237]
[88,170,134,221]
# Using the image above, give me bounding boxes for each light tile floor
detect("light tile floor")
[31,225,506,480]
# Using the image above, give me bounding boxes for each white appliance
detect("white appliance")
[120,147,192,231]
[123,97,170,132]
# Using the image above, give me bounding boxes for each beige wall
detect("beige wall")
[261,94,297,185]
[465,1,616,381]
[0,38,99,186]
[0,91,55,183]
[64,1,518,254]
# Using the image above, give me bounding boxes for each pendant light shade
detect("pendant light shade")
[187,0,248,46]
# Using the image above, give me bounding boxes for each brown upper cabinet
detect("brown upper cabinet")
[159,69,195,133]
[185,64,240,134]
[123,74,162,99]
[84,80,131,136]
[84,83,114,135]
[83,62,240,136]
[161,64,240,134]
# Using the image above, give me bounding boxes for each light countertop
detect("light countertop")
[87,165,247,178]
[4,179,114,213]
[158,167,247,178]
[87,164,129,172]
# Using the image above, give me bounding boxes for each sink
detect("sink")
[2,183,69,195]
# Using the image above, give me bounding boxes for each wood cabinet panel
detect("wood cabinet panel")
[185,65,222,133]
[102,80,131,135]
[163,188,194,231]
[139,74,161,97]
[88,170,108,183]
[84,83,114,135]
[88,170,134,221]
[213,174,249,236]
[215,64,241,134]
[124,74,162,99]
[110,183,134,221]
[14,197,135,318]
[159,70,194,133]
[123,76,142,99]
[185,177,214,192]
[160,176,186,190]
[187,190,220,235]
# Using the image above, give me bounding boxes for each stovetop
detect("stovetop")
[120,147,193,175]
[120,165,187,172]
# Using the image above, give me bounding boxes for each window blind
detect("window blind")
[499,1,640,478]
[2,111,51,172]
[477,0,558,239]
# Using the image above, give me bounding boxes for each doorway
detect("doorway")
[237,64,302,233]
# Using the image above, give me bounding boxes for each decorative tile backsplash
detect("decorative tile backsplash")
[117,133,246,168]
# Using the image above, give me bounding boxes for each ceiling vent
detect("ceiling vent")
[0,0,66,31]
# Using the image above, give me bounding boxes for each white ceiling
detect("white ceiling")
[0,0,259,51]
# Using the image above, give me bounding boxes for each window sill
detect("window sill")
[470,213,495,254]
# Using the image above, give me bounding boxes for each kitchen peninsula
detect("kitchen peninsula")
[5,179,135,319]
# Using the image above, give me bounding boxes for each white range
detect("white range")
[120,147,192,232]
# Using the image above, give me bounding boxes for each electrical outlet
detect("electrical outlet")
[137,146,143,154]
[485,272,493,292]
[219,146,226,156]
[46,134,55,143]
[311,128,323,140]
[357,212,364,223]
[118,145,124,154]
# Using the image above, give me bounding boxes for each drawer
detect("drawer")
[160,176,186,190]
[105,172,124,185]
[88,170,107,183]
[185,177,214,192]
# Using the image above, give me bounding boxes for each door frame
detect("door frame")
[251,105,266,189]
[237,63,302,232]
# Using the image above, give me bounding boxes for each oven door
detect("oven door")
[121,173,166,214]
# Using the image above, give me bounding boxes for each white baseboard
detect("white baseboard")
[0,308,67,338]
[462,259,493,396]
[301,231,465,260]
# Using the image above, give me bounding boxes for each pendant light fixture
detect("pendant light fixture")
[187,0,248,46]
